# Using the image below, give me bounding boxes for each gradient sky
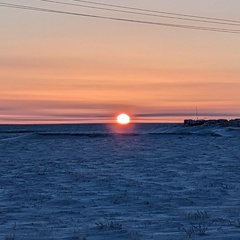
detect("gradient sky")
[1,0,240,123]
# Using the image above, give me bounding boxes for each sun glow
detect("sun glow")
[117,113,130,125]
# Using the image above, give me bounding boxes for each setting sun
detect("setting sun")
[117,113,130,125]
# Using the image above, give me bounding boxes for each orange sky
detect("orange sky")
[1,0,240,124]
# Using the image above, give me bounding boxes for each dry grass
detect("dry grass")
[5,234,15,240]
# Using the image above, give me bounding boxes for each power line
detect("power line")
[1,2,240,34]
[36,0,240,27]
[71,0,240,24]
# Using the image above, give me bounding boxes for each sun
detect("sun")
[117,113,130,125]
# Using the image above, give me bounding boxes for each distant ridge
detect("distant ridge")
[184,118,240,127]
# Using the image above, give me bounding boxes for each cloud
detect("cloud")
[135,112,240,118]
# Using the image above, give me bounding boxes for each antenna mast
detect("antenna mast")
[196,106,198,120]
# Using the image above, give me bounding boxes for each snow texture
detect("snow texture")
[0,123,240,239]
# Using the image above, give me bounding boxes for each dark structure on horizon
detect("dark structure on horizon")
[184,119,240,127]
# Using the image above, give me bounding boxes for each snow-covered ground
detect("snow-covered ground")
[0,123,240,239]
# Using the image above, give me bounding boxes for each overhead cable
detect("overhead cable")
[0,2,240,34]
[71,0,240,24]
[36,0,240,27]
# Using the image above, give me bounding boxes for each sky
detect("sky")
[1,0,240,124]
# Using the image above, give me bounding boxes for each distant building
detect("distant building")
[229,119,240,127]
[184,118,240,127]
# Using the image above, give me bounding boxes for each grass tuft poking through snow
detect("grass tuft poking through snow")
[4,234,15,240]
